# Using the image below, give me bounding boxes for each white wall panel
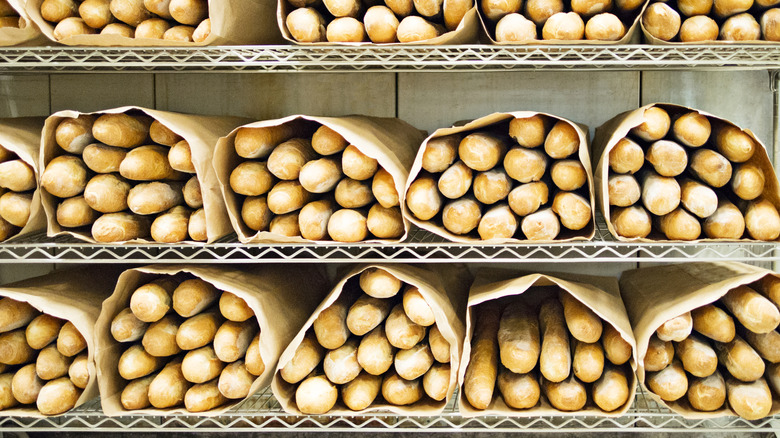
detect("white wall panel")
[397,71,641,137]
[49,74,155,112]
[155,73,397,120]
[0,75,50,117]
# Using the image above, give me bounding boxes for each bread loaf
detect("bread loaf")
[111,307,147,343]
[508,182,548,216]
[172,278,219,318]
[422,362,450,401]
[357,326,395,375]
[57,321,86,357]
[687,371,726,412]
[726,377,772,420]
[559,291,602,343]
[463,303,499,410]
[84,174,131,213]
[539,298,571,382]
[92,113,151,148]
[219,292,253,323]
[130,277,177,323]
[647,359,688,401]
[214,320,257,363]
[675,334,717,378]
[656,312,692,342]
[394,342,434,380]
[56,115,96,154]
[148,359,190,409]
[659,208,701,240]
[609,137,644,174]
[37,377,81,415]
[572,339,604,383]
[28,314,65,349]
[142,314,181,357]
[0,373,16,410]
[643,334,674,372]
[0,192,31,228]
[182,345,225,384]
[101,23,134,37]
[460,133,508,172]
[36,344,73,380]
[268,138,315,181]
[367,204,404,239]
[474,168,513,205]
[281,332,324,384]
[120,145,178,181]
[715,335,765,382]
[497,368,540,409]
[402,286,435,327]
[585,13,626,40]
[731,163,765,201]
[218,360,255,399]
[542,374,587,411]
[744,329,780,363]
[92,212,150,242]
[176,310,221,351]
[42,155,89,198]
[703,200,745,239]
[721,285,780,333]
[346,294,393,337]
[296,374,337,414]
[118,344,165,380]
[168,140,195,173]
[550,160,586,191]
[83,143,126,174]
[680,15,719,41]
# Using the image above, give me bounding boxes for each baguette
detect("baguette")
[691,304,735,342]
[172,278,219,318]
[656,312,692,342]
[280,332,324,384]
[382,370,423,405]
[42,155,89,198]
[631,106,670,141]
[168,140,195,173]
[84,174,130,213]
[149,120,181,146]
[442,197,482,235]
[169,0,208,25]
[241,196,272,231]
[311,125,347,156]
[551,191,591,231]
[396,15,444,42]
[641,170,681,216]
[460,133,507,172]
[387,0,415,15]
[715,124,756,163]
[184,379,227,413]
[151,206,190,243]
[267,181,311,215]
[422,135,459,173]
[313,295,350,350]
[324,337,361,384]
[230,161,275,197]
[0,192,31,227]
[674,334,717,378]
[245,334,265,376]
[422,362,450,401]
[726,377,772,420]
[149,359,191,409]
[478,203,518,240]
[11,364,43,405]
[544,120,580,159]
[602,323,632,365]
[57,196,100,228]
[679,179,718,219]
[559,290,602,343]
[592,365,630,412]
[342,371,382,410]
[542,375,587,411]
[121,374,155,410]
[703,200,745,239]
[347,294,393,336]
[130,277,177,323]
[68,353,89,389]
[28,314,65,349]
[504,147,547,183]
[92,113,151,148]
[235,122,310,159]
[743,329,780,363]
[359,268,402,298]
[744,198,780,241]
[37,377,80,415]
[646,359,688,401]
[402,286,435,327]
[328,208,368,242]
[689,149,732,188]
[645,140,688,177]
[92,212,151,242]
[610,205,652,238]
[78,145,124,176]
[357,326,395,376]
[721,285,780,334]
[296,374,337,414]
[608,137,644,174]
[53,17,95,39]
[111,308,147,343]
[385,303,426,350]
[219,292,253,322]
[539,298,571,382]
[118,344,165,380]
[342,145,378,181]
[395,342,434,380]
[550,160,586,191]
[406,175,443,221]
[497,367,540,409]
[463,303,499,410]
[182,345,225,384]
[297,199,333,241]
[731,163,765,201]
[218,361,255,399]
[509,115,548,148]
[0,160,34,192]
[326,17,366,42]
[119,145,180,181]
[757,275,780,311]
[299,158,341,194]
[268,138,316,181]
[714,335,765,382]
[659,207,702,240]
[643,334,674,372]
[57,321,86,357]
[473,168,512,205]
[135,18,170,39]
[508,182,548,216]
[371,168,399,209]
[0,373,16,410]
[364,6,400,43]
[0,297,38,332]
[674,111,711,146]
[521,208,560,240]
[429,324,450,363]
[213,320,257,363]
[36,344,73,380]
[335,178,374,208]
[142,314,182,357]
[438,161,473,199]
[367,204,404,239]
[572,339,604,383]
[56,115,96,154]
[687,371,726,412]
[127,181,184,215]
[498,301,539,374]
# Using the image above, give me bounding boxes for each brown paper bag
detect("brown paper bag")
[0,0,47,46]
[272,263,471,415]
[214,114,427,244]
[25,0,284,46]
[640,2,777,44]
[95,263,329,416]
[592,103,780,242]
[477,1,645,44]
[41,106,251,244]
[0,117,46,241]
[403,111,595,243]
[0,266,121,417]
[277,1,479,45]
[458,268,637,417]
[619,261,780,418]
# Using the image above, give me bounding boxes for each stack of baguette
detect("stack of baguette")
[40,0,211,42]
[0,144,36,241]
[284,0,473,43]
[42,111,207,243]
[279,267,453,413]
[110,275,264,413]
[462,289,633,412]
[480,0,643,42]
[228,120,404,242]
[406,114,593,241]
[605,105,780,241]
[642,0,780,41]
[0,297,89,415]
[643,277,780,420]
[0,0,21,29]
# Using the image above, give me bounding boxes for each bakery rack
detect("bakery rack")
[0,386,776,433]
[0,42,779,432]
[0,45,779,72]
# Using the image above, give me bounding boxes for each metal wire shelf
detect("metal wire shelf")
[1,45,780,73]
[0,217,777,263]
[0,385,776,432]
